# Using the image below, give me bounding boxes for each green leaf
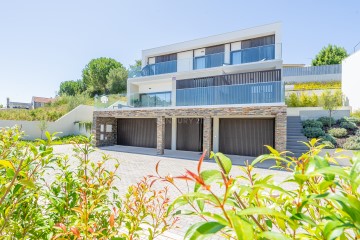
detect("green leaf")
[0,160,14,170]
[237,207,291,222]
[258,231,292,240]
[228,212,253,240]
[324,221,345,240]
[213,153,232,174]
[200,170,222,184]
[19,179,36,189]
[184,222,225,240]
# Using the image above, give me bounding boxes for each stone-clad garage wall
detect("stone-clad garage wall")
[93,104,287,156]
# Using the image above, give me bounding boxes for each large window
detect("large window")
[139,92,171,107]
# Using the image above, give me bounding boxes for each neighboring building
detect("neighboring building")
[342,50,360,110]
[93,23,287,157]
[6,98,32,109]
[32,96,54,109]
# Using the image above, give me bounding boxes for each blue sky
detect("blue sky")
[0,0,359,105]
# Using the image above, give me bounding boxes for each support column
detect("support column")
[212,117,219,152]
[157,116,166,155]
[202,117,212,158]
[171,117,177,150]
[275,112,287,152]
[93,117,117,147]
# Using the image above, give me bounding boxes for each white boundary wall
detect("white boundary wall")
[342,51,360,110]
[0,105,94,140]
[287,106,351,120]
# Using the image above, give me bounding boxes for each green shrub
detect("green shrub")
[302,119,323,128]
[328,127,348,138]
[352,110,360,118]
[356,129,360,137]
[154,139,360,239]
[317,116,335,127]
[343,136,360,150]
[346,116,360,124]
[285,93,300,107]
[0,127,176,238]
[339,121,357,130]
[320,133,337,145]
[322,140,335,149]
[303,127,325,138]
[285,92,320,107]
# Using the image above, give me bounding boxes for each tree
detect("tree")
[320,90,343,127]
[59,80,86,96]
[128,60,142,78]
[312,44,348,66]
[82,58,123,95]
[106,67,128,94]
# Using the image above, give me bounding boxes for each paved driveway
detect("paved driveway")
[52,144,297,239]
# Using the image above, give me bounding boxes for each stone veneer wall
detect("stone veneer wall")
[93,105,287,155]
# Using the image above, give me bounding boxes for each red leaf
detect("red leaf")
[55,223,66,232]
[70,227,80,237]
[155,161,160,174]
[109,213,115,227]
[197,150,207,174]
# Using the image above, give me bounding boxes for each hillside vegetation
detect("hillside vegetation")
[0,94,126,121]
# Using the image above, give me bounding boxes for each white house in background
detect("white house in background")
[94,22,288,157]
[342,50,360,110]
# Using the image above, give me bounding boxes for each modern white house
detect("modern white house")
[93,22,287,157]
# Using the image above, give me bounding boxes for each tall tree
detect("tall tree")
[82,57,122,94]
[59,80,86,96]
[312,44,348,66]
[106,67,128,94]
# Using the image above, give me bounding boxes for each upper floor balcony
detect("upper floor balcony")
[283,64,342,83]
[128,43,281,78]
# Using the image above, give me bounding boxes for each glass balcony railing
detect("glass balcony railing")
[130,92,172,108]
[128,44,281,78]
[176,81,284,106]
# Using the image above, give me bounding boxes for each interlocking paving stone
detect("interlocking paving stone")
[51,144,294,239]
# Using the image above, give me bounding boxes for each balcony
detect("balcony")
[130,92,172,107]
[128,44,280,78]
[176,81,284,106]
[283,64,342,83]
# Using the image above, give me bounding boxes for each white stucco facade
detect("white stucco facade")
[127,22,283,107]
[342,50,360,110]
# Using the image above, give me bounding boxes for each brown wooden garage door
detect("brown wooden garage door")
[177,118,203,152]
[117,118,157,148]
[219,118,274,156]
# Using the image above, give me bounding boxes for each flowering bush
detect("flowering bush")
[0,127,176,239]
[152,140,360,239]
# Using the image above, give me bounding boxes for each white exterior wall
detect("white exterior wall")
[224,44,231,64]
[177,51,193,72]
[137,80,172,93]
[231,41,242,51]
[287,106,351,120]
[342,51,360,110]
[0,105,94,140]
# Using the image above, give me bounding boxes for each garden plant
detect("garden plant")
[152,140,360,239]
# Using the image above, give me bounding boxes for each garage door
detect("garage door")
[219,118,274,156]
[117,118,157,148]
[177,118,203,152]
